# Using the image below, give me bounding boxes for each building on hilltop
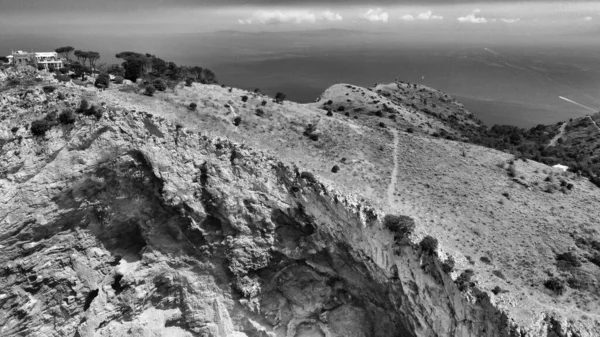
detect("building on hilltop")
[6,50,63,70]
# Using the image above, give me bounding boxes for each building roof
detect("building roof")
[35,52,58,57]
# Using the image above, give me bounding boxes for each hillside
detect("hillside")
[1,67,600,336]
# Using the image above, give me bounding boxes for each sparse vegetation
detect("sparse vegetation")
[30,120,52,136]
[331,165,340,173]
[144,85,157,96]
[42,85,57,94]
[420,236,438,254]
[455,269,475,291]
[275,92,286,104]
[233,116,242,126]
[544,277,566,295]
[383,214,416,241]
[58,110,76,125]
[189,103,197,111]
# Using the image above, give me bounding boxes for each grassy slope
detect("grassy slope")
[22,79,600,328]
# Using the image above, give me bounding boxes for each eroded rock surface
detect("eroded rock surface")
[0,108,528,337]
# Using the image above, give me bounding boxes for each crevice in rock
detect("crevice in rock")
[83,289,99,311]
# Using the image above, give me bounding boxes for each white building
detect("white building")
[6,50,63,70]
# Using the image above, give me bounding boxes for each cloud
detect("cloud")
[239,9,342,25]
[416,10,443,21]
[500,18,520,23]
[583,16,593,21]
[363,8,389,23]
[320,10,343,22]
[457,9,488,24]
[400,14,414,21]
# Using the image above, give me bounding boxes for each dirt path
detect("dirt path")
[548,122,567,147]
[387,128,399,209]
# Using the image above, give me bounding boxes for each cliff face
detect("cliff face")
[0,105,519,337]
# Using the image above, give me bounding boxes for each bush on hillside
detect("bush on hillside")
[59,68,69,74]
[113,76,124,84]
[56,74,71,82]
[455,269,475,291]
[261,100,267,106]
[144,85,157,96]
[331,165,340,173]
[544,277,566,295]
[255,108,265,117]
[383,214,416,240]
[57,92,65,100]
[153,79,167,91]
[275,92,286,103]
[337,106,345,112]
[556,252,582,268]
[326,110,333,117]
[95,74,110,89]
[241,95,248,102]
[31,119,52,136]
[42,85,57,94]
[59,110,76,124]
[420,236,439,254]
[233,116,242,126]
[45,111,58,122]
[185,78,194,87]
[77,99,89,113]
[189,102,197,111]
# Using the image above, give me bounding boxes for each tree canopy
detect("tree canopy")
[55,46,75,61]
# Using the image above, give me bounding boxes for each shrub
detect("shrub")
[261,100,267,106]
[57,92,65,100]
[455,269,475,291]
[189,102,197,111]
[379,122,386,128]
[308,134,319,141]
[588,254,600,268]
[144,85,157,96]
[233,116,242,126]
[556,252,581,267]
[56,74,70,82]
[326,110,333,117]
[275,92,286,103]
[10,127,19,134]
[42,85,57,94]
[420,236,438,254]
[337,106,345,112]
[241,95,249,102]
[93,108,103,120]
[254,88,260,94]
[326,100,333,105]
[113,76,124,84]
[344,112,350,117]
[255,108,265,117]
[480,256,492,264]
[95,75,110,89]
[45,111,58,122]
[383,214,416,240]
[59,68,69,74]
[153,79,167,91]
[442,256,455,273]
[58,110,76,124]
[77,99,89,113]
[185,78,194,87]
[406,128,414,133]
[331,165,340,173]
[31,120,52,136]
[492,286,503,295]
[300,172,317,184]
[544,277,566,295]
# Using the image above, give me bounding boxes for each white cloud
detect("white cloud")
[239,10,342,25]
[500,18,520,23]
[363,8,389,23]
[320,10,343,22]
[583,16,593,21]
[458,9,488,24]
[416,10,443,21]
[401,14,415,21]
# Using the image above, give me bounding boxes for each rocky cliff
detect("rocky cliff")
[0,69,599,336]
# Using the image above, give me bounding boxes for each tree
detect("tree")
[74,50,88,66]
[55,46,75,61]
[144,85,156,96]
[31,120,52,136]
[200,68,217,84]
[0,56,8,63]
[95,73,110,88]
[275,92,286,103]
[116,52,149,82]
[87,52,100,70]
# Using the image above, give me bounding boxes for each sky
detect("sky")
[0,0,598,35]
